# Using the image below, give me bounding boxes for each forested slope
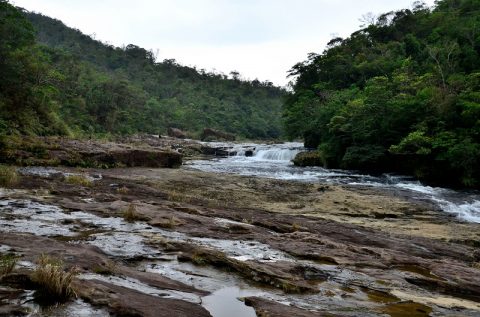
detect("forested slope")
[284,0,480,187]
[0,0,285,139]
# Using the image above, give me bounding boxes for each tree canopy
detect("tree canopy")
[0,0,285,139]
[284,0,480,187]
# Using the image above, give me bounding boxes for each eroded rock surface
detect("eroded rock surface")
[0,165,479,316]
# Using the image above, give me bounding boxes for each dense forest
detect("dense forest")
[0,0,284,139]
[285,0,480,188]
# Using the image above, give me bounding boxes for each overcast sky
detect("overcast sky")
[12,0,435,86]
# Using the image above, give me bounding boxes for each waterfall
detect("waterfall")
[253,149,300,161]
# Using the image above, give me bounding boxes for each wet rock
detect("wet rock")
[175,243,318,293]
[0,305,28,317]
[245,149,254,157]
[77,280,211,317]
[244,297,336,317]
[289,265,330,281]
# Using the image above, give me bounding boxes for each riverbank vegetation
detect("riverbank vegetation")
[0,0,284,140]
[284,0,480,187]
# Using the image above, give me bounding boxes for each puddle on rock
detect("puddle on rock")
[380,301,432,317]
[142,258,376,315]
[202,287,259,317]
[144,258,257,293]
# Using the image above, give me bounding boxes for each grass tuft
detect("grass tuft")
[0,254,17,277]
[0,165,18,187]
[31,254,77,302]
[123,203,141,222]
[93,260,117,276]
[116,186,129,194]
[65,175,93,187]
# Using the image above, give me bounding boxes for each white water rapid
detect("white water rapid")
[188,142,480,223]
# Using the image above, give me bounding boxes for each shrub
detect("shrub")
[0,165,18,187]
[30,254,77,302]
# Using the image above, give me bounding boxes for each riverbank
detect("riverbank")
[1,159,480,316]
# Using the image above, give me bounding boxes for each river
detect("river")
[186,142,480,223]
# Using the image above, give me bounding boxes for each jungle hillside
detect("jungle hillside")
[284,0,480,188]
[0,0,285,139]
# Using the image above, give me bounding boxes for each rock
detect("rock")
[200,146,236,157]
[101,150,182,168]
[167,128,187,139]
[244,297,332,317]
[293,151,324,167]
[76,280,211,317]
[200,146,217,155]
[0,135,206,167]
[200,128,235,141]
[0,305,28,317]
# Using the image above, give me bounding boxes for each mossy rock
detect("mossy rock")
[292,151,323,167]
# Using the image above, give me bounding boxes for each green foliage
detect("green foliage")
[0,1,68,135]
[390,131,432,155]
[0,1,284,139]
[284,0,480,187]
[8,6,284,139]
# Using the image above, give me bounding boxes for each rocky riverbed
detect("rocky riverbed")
[0,139,480,316]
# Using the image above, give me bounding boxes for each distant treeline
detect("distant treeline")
[0,0,285,139]
[284,0,480,187]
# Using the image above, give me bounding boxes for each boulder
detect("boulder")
[103,150,182,168]
[245,149,254,157]
[292,151,323,167]
[167,127,187,139]
[200,128,235,141]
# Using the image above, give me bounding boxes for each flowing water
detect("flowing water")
[187,142,480,223]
